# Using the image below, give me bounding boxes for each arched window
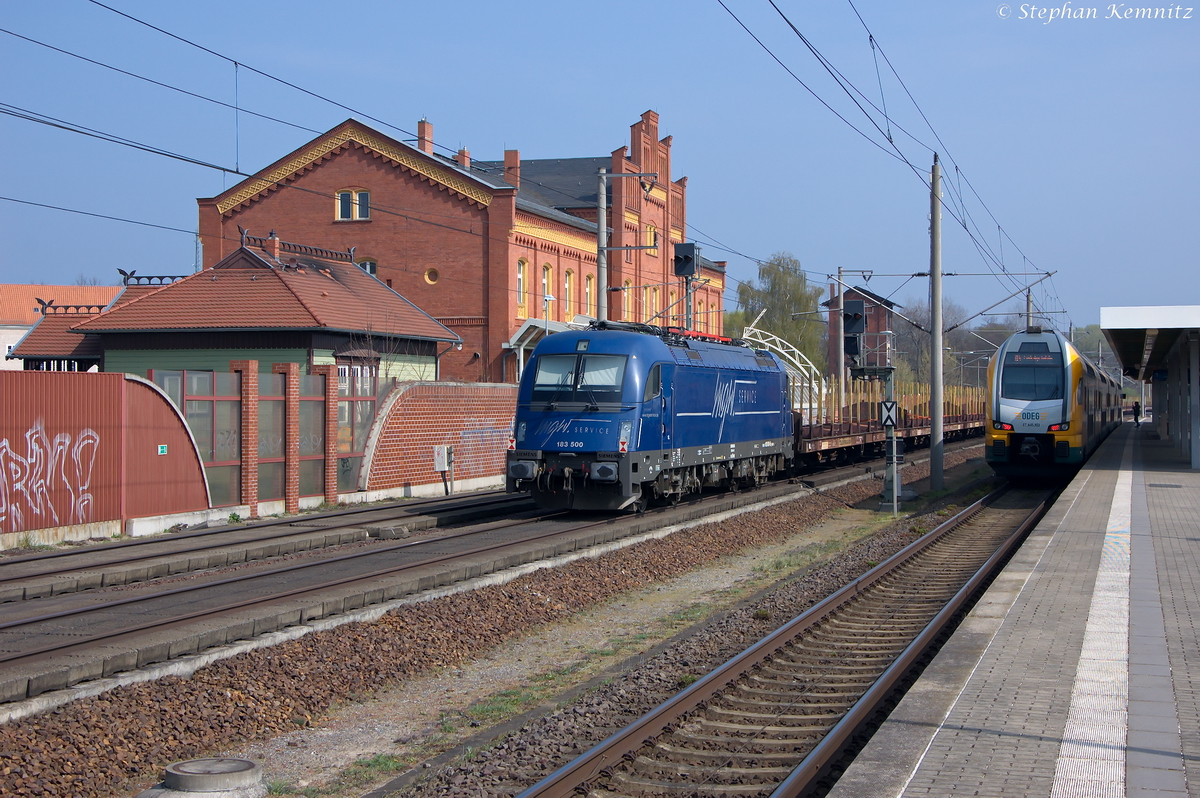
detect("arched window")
[645,224,658,256]
[623,280,633,321]
[542,265,553,319]
[670,291,677,325]
[641,286,650,322]
[710,303,717,334]
[564,271,574,316]
[652,287,660,321]
[584,275,594,318]
[356,259,377,276]
[336,189,370,221]
[516,259,528,318]
[696,301,705,331]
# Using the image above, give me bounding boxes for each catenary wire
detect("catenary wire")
[3,10,870,320]
[20,1,1063,331]
[84,0,462,159]
[758,2,1047,295]
[756,1,1070,329]
[9,11,831,312]
[843,0,1072,324]
[0,27,323,135]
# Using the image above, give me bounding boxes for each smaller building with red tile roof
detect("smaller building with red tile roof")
[67,235,459,380]
[1,284,120,370]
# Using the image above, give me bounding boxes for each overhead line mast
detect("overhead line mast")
[930,153,944,491]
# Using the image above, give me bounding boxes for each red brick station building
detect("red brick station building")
[198,110,726,383]
[1,112,730,543]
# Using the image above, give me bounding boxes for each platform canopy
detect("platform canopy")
[1100,305,1200,381]
[1102,304,1200,469]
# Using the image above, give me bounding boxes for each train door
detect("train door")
[660,363,675,452]
[639,362,666,452]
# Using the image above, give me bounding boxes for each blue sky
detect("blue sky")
[1,0,1195,327]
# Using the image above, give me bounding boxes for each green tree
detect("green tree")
[1070,324,1116,374]
[724,253,826,370]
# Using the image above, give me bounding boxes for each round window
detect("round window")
[424,268,440,285]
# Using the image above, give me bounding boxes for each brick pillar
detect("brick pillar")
[230,360,259,518]
[272,362,301,514]
[311,364,340,505]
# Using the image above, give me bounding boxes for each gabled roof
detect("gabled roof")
[475,157,609,209]
[821,286,898,310]
[74,246,459,343]
[0,285,120,326]
[8,313,103,360]
[203,119,500,216]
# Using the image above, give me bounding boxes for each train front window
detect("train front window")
[531,353,626,403]
[1001,352,1064,401]
[532,355,576,400]
[578,355,626,403]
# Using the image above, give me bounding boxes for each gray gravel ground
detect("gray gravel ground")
[0,450,983,798]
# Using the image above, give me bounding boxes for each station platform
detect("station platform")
[828,422,1199,798]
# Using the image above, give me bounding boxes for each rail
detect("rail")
[516,487,1048,798]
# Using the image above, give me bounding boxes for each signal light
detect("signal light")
[842,299,866,334]
[673,242,697,276]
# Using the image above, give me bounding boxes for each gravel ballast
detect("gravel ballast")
[0,451,979,797]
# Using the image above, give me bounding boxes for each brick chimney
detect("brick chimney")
[268,230,281,261]
[504,149,520,188]
[456,148,470,169]
[417,118,434,154]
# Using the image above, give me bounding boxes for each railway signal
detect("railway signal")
[842,299,866,334]
[672,242,696,276]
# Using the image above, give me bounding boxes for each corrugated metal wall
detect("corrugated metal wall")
[0,372,209,536]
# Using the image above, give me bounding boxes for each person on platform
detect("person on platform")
[1133,400,1141,427]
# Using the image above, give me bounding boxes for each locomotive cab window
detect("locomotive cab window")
[531,353,627,404]
[643,363,661,401]
[1001,351,1064,401]
[579,355,626,400]
[533,355,576,394]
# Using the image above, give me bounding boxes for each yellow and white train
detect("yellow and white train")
[985,326,1122,478]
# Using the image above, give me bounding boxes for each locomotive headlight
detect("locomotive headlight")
[516,421,527,443]
[993,421,1014,431]
[618,420,632,453]
[1048,422,1070,432]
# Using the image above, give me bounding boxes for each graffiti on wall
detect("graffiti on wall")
[0,419,100,533]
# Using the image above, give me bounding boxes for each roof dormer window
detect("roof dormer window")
[336,189,370,221]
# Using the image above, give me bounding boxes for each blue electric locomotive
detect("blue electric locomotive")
[506,322,794,511]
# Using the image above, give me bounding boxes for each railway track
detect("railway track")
[0,508,591,670]
[0,475,818,705]
[0,491,533,602]
[0,437,984,606]
[517,486,1048,798]
[0,440,985,708]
